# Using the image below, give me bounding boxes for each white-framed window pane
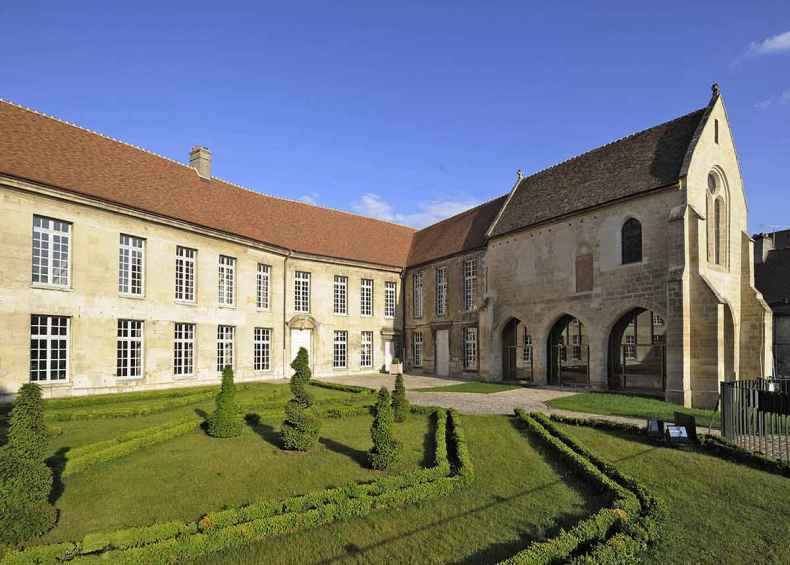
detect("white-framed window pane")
[361,331,373,368]
[254,327,271,371]
[385,281,396,318]
[360,279,373,317]
[218,255,236,306]
[413,271,423,319]
[119,234,145,296]
[463,327,478,370]
[334,275,348,315]
[174,323,195,376]
[294,271,310,313]
[30,315,69,382]
[435,267,447,317]
[625,335,637,359]
[257,264,271,309]
[117,319,144,378]
[175,246,196,302]
[523,329,532,362]
[334,330,347,368]
[217,325,234,371]
[463,258,477,312]
[413,332,423,367]
[32,215,71,286]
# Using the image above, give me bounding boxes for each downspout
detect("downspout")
[283,251,291,378]
[400,269,407,363]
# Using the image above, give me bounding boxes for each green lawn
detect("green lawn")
[416,382,523,394]
[554,423,790,564]
[547,392,721,429]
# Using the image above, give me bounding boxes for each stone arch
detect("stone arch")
[706,166,731,268]
[723,302,736,381]
[607,306,667,393]
[546,313,590,386]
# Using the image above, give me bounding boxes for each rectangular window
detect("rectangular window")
[572,334,582,361]
[174,323,195,377]
[117,319,144,379]
[413,271,424,319]
[463,327,478,370]
[652,313,665,344]
[30,315,69,382]
[523,329,532,363]
[294,271,310,313]
[361,331,373,368]
[360,279,373,317]
[257,264,271,309]
[218,255,236,306]
[384,281,396,318]
[435,267,447,317]
[32,215,71,287]
[175,246,196,302]
[334,330,348,369]
[463,258,477,312]
[624,335,637,359]
[413,332,424,367]
[334,275,348,315]
[254,327,271,371]
[217,325,234,371]
[119,234,145,296]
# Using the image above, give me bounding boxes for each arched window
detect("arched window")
[621,218,642,264]
[714,198,723,265]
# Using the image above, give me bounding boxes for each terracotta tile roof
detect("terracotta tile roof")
[406,195,508,267]
[489,107,708,238]
[0,100,415,267]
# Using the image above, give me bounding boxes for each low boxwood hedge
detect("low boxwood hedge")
[307,381,375,395]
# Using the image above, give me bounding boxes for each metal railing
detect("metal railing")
[620,343,666,391]
[721,378,790,463]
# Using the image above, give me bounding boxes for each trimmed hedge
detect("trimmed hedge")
[368,388,400,470]
[3,408,472,564]
[547,413,645,436]
[308,381,375,395]
[699,434,790,478]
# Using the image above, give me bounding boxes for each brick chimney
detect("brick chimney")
[189,146,211,179]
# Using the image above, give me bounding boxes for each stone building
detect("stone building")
[754,229,790,376]
[0,85,773,407]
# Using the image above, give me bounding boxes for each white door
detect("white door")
[384,340,394,371]
[290,329,312,370]
[436,330,450,376]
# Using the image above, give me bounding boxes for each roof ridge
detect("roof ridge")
[518,107,707,186]
[0,98,416,233]
[414,193,507,234]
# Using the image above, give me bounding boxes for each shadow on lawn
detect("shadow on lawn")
[319,437,368,467]
[46,447,69,505]
[245,414,282,448]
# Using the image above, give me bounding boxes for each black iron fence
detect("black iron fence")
[619,343,666,392]
[721,378,790,464]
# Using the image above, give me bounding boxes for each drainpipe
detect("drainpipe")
[283,251,291,379]
[400,269,407,364]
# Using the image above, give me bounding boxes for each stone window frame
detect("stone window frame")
[216,324,235,372]
[30,314,70,383]
[384,281,396,319]
[333,275,349,316]
[360,330,374,368]
[435,266,448,317]
[620,218,643,265]
[294,271,311,313]
[413,271,424,319]
[463,257,478,312]
[360,278,374,317]
[413,331,424,367]
[523,327,532,363]
[333,330,348,369]
[32,214,72,289]
[117,319,144,379]
[706,167,730,270]
[218,255,236,307]
[119,233,146,298]
[175,246,197,303]
[463,326,478,370]
[174,322,196,377]
[254,327,272,372]
[256,263,271,310]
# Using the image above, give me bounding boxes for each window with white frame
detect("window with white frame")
[294,271,310,313]
[174,323,195,377]
[217,325,234,371]
[463,258,477,312]
[334,275,348,315]
[652,312,665,344]
[413,271,424,319]
[435,267,447,317]
[117,319,144,378]
[624,335,637,359]
[361,331,373,368]
[119,234,145,296]
[523,329,532,363]
[218,255,236,306]
[32,215,71,287]
[175,246,196,302]
[360,279,373,317]
[30,315,69,382]
[413,332,424,367]
[384,281,396,318]
[463,326,478,370]
[254,327,271,371]
[333,330,347,368]
[572,333,582,360]
[257,264,271,309]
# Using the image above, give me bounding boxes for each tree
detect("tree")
[368,387,400,470]
[281,347,320,451]
[392,373,410,423]
[207,366,244,438]
[0,383,56,545]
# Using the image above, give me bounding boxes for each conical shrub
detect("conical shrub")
[281,347,320,451]
[392,373,410,423]
[0,383,56,545]
[207,367,244,438]
[368,387,400,470]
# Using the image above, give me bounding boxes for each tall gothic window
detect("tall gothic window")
[621,218,642,264]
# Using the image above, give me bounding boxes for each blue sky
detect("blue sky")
[1,1,788,230]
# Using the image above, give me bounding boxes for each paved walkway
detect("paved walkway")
[320,373,647,426]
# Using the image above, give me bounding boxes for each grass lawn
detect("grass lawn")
[547,392,721,428]
[416,382,523,394]
[554,423,790,564]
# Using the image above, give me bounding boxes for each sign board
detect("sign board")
[665,424,689,444]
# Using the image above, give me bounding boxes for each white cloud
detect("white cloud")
[748,30,790,56]
[352,192,482,229]
[299,192,319,205]
[755,88,790,109]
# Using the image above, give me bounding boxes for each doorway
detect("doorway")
[290,328,312,368]
[435,329,450,376]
